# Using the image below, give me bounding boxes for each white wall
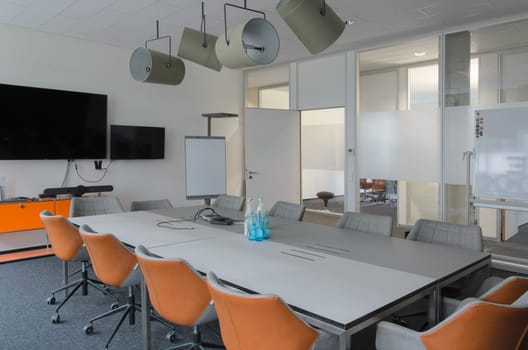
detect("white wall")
[0,24,244,209]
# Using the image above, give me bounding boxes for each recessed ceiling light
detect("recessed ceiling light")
[414,51,426,57]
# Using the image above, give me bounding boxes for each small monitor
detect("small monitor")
[110,125,165,160]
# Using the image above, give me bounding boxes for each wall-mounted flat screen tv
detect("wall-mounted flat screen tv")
[0,83,107,160]
[110,125,165,160]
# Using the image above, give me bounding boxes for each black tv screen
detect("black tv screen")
[110,125,165,160]
[0,83,107,160]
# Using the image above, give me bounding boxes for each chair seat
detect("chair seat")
[316,191,335,201]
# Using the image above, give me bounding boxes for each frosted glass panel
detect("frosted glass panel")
[501,51,528,103]
[359,107,441,182]
[444,106,475,185]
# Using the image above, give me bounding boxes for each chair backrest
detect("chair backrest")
[130,199,173,211]
[78,225,137,287]
[212,194,245,211]
[480,276,528,305]
[40,210,83,261]
[336,212,392,237]
[268,201,305,221]
[70,196,124,217]
[420,301,528,350]
[135,245,212,326]
[206,271,319,350]
[407,219,483,252]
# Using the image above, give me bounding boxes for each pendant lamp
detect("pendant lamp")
[277,0,345,55]
[130,21,185,85]
[177,2,222,71]
[215,2,280,69]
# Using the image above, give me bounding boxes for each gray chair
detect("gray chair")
[268,201,306,221]
[130,199,173,211]
[70,196,125,217]
[406,219,483,252]
[336,212,393,237]
[212,194,245,211]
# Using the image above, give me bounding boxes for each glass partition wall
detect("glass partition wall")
[358,37,441,230]
[357,18,528,252]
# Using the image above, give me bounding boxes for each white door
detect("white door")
[246,108,301,209]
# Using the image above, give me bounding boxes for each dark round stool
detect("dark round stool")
[316,191,335,209]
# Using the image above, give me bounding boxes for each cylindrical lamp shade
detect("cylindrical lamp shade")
[277,0,345,55]
[215,18,280,69]
[130,47,185,85]
[178,27,222,72]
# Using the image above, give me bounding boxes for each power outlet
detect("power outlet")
[94,160,103,170]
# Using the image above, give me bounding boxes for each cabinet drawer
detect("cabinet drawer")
[0,201,54,232]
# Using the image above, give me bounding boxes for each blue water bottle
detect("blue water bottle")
[255,198,264,241]
[248,211,256,241]
[263,210,270,239]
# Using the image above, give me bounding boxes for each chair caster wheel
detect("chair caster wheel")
[84,324,94,335]
[111,301,119,310]
[51,313,61,324]
[47,296,56,305]
[166,331,177,343]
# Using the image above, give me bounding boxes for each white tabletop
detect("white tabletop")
[70,211,221,248]
[150,234,434,327]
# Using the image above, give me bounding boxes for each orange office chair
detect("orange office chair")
[442,275,528,319]
[206,271,320,350]
[40,210,115,324]
[376,300,528,350]
[79,225,176,349]
[135,245,224,350]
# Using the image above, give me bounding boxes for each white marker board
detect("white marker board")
[474,107,528,200]
[185,136,226,199]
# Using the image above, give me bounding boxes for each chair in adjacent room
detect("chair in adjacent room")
[70,196,125,217]
[130,199,173,211]
[212,194,245,211]
[336,212,393,237]
[135,245,224,350]
[40,210,115,324]
[78,225,144,349]
[207,271,329,350]
[376,299,528,350]
[268,201,306,221]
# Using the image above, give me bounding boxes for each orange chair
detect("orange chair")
[376,300,528,350]
[40,210,115,324]
[443,276,528,319]
[206,271,320,350]
[135,245,224,350]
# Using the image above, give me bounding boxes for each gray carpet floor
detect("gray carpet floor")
[0,256,223,350]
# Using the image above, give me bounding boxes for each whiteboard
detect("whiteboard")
[473,107,528,200]
[185,136,226,199]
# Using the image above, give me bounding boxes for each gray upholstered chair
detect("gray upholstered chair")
[442,275,527,319]
[212,194,245,211]
[376,298,528,350]
[406,219,483,252]
[268,201,305,221]
[336,212,393,237]
[70,196,124,217]
[130,199,173,211]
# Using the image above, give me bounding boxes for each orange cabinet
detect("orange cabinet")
[0,199,71,233]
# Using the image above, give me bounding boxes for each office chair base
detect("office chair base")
[168,326,224,350]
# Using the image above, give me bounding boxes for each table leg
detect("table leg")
[141,277,151,350]
[339,332,351,350]
[62,261,68,297]
[428,286,441,326]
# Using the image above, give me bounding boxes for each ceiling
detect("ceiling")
[1,0,528,68]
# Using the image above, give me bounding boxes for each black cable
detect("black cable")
[156,219,195,230]
[73,160,113,184]
[193,207,219,222]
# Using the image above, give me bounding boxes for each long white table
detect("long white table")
[71,206,491,350]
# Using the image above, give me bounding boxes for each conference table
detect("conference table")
[70,206,491,350]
